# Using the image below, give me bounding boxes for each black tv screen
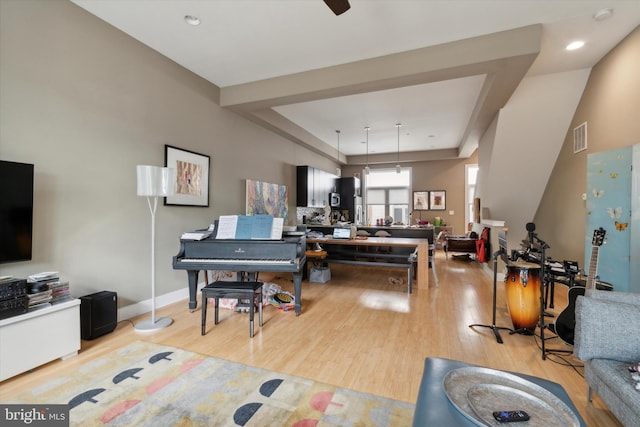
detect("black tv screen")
[0,160,34,264]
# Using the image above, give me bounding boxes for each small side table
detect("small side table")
[201,281,263,338]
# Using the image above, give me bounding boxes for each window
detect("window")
[465,164,479,226]
[364,168,411,225]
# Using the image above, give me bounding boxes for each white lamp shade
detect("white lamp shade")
[136,165,175,197]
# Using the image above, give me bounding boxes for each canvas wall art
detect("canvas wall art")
[246,179,288,220]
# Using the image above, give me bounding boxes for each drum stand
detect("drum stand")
[529,236,572,360]
[469,250,513,344]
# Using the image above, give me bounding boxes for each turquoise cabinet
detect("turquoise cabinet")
[586,144,639,293]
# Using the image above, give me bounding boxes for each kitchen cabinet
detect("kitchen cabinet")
[296,166,337,207]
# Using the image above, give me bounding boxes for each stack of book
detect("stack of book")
[27,288,52,311]
[180,230,212,240]
[27,272,70,310]
[49,281,71,304]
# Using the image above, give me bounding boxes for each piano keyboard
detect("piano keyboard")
[180,258,294,264]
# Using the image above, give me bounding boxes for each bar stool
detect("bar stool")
[201,281,263,337]
[305,248,327,270]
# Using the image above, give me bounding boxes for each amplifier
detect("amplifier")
[563,260,580,274]
[0,295,29,320]
[80,291,117,340]
[0,278,27,300]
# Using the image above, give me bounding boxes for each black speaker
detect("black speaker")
[80,291,117,340]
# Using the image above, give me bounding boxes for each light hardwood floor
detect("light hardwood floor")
[0,251,622,426]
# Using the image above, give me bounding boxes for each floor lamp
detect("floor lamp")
[135,165,175,331]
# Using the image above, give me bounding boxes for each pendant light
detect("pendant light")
[335,130,341,177]
[364,126,370,175]
[395,123,402,174]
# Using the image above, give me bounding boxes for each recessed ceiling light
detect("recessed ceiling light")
[566,41,585,51]
[593,8,614,22]
[184,15,200,26]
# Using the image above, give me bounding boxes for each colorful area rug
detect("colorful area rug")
[6,341,415,426]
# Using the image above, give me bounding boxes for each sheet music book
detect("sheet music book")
[270,217,284,239]
[235,215,254,239]
[214,215,283,239]
[216,215,239,239]
[251,214,273,239]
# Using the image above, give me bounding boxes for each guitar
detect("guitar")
[553,227,606,345]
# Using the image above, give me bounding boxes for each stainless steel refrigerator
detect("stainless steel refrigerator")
[337,177,362,225]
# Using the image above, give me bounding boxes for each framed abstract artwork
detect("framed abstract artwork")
[164,145,210,207]
[429,190,446,210]
[413,191,429,210]
[246,179,288,220]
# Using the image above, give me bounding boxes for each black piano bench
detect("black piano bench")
[201,281,263,338]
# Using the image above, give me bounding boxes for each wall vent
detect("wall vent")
[573,122,587,153]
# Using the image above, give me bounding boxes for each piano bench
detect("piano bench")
[201,281,263,338]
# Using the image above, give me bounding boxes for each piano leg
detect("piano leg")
[187,270,200,311]
[293,271,303,316]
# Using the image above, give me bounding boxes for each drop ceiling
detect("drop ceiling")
[70,0,640,163]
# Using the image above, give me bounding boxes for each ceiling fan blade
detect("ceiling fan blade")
[323,0,350,15]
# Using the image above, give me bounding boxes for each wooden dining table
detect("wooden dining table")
[306,236,429,289]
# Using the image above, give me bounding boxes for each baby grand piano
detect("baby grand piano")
[173,235,306,315]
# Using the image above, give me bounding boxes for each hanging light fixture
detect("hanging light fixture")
[364,126,370,175]
[395,123,402,174]
[335,130,341,177]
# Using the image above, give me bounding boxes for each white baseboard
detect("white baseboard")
[482,263,493,277]
[483,263,505,281]
[118,281,207,321]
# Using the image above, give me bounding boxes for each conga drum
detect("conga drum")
[504,262,541,332]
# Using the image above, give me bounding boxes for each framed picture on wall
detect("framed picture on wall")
[413,191,429,210]
[429,190,446,210]
[164,145,210,207]
[246,179,288,220]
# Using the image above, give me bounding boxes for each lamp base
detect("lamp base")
[134,316,173,332]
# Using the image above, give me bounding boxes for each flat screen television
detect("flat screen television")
[0,160,34,263]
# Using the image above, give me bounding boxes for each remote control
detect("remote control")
[492,410,530,423]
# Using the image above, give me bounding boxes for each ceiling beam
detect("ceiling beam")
[221,24,541,163]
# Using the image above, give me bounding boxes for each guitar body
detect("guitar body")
[552,227,610,346]
[553,286,585,345]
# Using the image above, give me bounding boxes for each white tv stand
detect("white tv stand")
[0,299,80,381]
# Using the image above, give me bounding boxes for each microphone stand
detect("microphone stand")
[469,249,513,343]
[533,234,573,360]
[530,234,570,360]
[533,234,549,359]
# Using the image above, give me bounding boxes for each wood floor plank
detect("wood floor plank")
[0,252,622,426]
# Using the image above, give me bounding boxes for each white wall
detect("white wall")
[0,0,335,314]
[477,69,590,252]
